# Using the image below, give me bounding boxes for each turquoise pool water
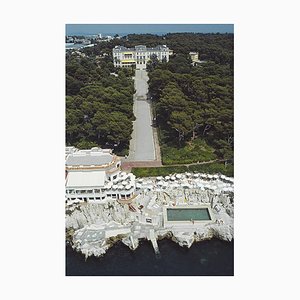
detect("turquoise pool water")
[167,208,211,221]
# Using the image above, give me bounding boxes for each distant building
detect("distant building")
[189,51,205,65]
[113,45,170,69]
[82,39,91,45]
[168,49,174,56]
[189,51,199,62]
[65,147,136,203]
[66,36,74,43]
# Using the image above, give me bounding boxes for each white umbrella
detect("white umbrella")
[182,183,190,188]
[122,181,127,186]
[165,176,170,180]
[157,181,164,186]
[171,176,176,181]
[176,174,182,179]
[106,182,113,188]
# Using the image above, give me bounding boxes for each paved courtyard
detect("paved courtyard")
[128,70,156,161]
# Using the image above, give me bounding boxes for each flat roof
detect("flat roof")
[66,171,106,188]
[66,153,113,166]
[113,45,169,52]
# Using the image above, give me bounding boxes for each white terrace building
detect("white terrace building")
[65,147,135,203]
[113,45,171,69]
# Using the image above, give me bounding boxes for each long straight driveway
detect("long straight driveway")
[128,70,156,161]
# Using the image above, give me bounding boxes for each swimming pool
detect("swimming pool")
[163,205,215,226]
[167,208,211,221]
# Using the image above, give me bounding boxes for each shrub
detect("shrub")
[132,162,233,178]
[161,138,217,165]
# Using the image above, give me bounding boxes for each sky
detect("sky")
[66,24,233,36]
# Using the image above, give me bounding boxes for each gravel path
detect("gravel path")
[128,70,156,161]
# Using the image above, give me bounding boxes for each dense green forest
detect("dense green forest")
[147,57,234,164]
[66,33,233,164]
[141,33,234,165]
[66,51,135,154]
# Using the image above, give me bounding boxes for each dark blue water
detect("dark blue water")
[66,238,233,276]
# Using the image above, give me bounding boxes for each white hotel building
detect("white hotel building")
[112,45,171,69]
[65,147,136,203]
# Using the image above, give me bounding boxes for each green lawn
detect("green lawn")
[161,138,217,165]
[132,162,233,178]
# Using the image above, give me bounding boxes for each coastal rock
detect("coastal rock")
[122,235,140,250]
[66,173,234,257]
[172,231,195,248]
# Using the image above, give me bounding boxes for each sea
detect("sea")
[66,238,234,276]
[65,43,94,50]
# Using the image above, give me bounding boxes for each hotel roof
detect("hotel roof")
[66,148,113,166]
[66,171,106,188]
[113,45,169,52]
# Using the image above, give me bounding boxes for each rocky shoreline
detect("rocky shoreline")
[65,172,234,259]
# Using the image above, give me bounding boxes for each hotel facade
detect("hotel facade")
[112,45,171,69]
[65,147,136,203]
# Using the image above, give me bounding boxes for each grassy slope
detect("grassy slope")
[132,162,233,178]
[161,138,217,165]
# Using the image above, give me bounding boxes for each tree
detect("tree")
[146,54,159,72]
[156,83,188,121]
[169,111,193,144]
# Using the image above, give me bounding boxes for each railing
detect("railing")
[66,156,120,171]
